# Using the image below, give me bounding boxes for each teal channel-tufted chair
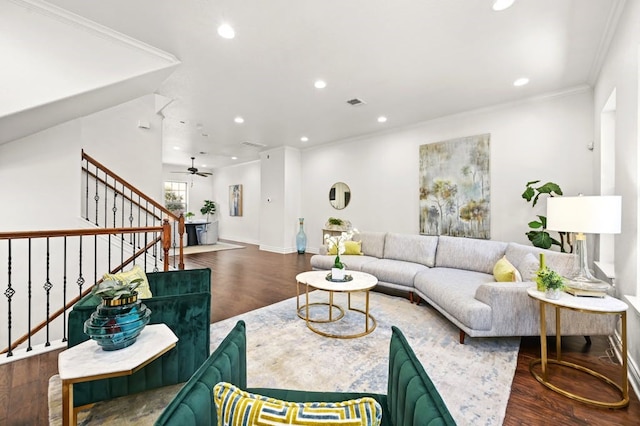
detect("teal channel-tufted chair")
[67,268,211,408]
[155,320,455,426]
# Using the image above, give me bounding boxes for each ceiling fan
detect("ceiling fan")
[172,157,212,177]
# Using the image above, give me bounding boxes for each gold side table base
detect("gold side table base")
[529,358,629,408]
[296,303,345,323]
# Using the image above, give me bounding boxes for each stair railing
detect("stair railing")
[0,223,172,357]
[81,150,185,270]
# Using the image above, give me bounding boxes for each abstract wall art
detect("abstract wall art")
[419,134,490,239]
[229,184,243,216]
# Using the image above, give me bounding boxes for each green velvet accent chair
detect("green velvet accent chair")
[155,320,455,426]
[67,268,211,408]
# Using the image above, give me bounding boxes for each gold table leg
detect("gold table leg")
[529,302,629,408]
[61,380,75,426]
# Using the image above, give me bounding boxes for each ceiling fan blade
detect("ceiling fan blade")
[196,172,212,177]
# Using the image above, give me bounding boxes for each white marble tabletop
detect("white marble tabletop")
[527,288,628,313]
[296,270,378,292]
[58,324,178,382]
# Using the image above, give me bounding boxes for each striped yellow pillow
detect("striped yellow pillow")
[213,382,382,426]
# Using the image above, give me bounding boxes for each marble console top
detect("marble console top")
[527,288,628,313]
[58,324,178,382]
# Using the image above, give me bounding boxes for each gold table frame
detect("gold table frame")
[295,271,377,339]
[527,288,629,409]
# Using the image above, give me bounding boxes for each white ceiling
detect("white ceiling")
[4,0,623,170]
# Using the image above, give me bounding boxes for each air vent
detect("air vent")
[242,141,267,148]
[346,98,366,106]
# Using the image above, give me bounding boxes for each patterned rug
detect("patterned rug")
[49,291,519,425]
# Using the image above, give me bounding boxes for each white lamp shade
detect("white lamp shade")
[546,195,621,234]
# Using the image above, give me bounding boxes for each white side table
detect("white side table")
[527,288,629,408]
[58,323,178,425]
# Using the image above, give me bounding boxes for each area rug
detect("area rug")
[49,291,519,425]
[210,291,520,425]
[181,241,244,254]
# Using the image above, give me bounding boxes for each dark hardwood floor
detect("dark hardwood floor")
[1,241,638,425]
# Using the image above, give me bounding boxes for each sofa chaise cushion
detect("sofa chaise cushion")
[362,259,428,290]
[414,268,495,331]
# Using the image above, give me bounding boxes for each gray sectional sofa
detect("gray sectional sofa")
[310,232,616,343]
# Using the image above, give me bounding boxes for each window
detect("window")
[164,181,187,215]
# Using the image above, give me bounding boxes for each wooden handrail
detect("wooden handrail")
[83,167,163,222]
[82,149,178,221]
[0,226,163,240]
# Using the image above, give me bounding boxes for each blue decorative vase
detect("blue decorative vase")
[296,218,307,254]
[84,294,151,351]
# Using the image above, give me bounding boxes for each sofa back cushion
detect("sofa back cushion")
[355,231,387,258]
[435,236,507,274]
[383,233,438,267]
[505,242,575,281]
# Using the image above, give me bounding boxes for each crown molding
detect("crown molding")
[9,0,180,64]
[588,0,627,84]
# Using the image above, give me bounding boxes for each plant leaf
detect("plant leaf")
[530,231,553,249]
[522,187,535,202]
[528,221,543,229]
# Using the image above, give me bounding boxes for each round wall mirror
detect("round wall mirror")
[329,182,351,210]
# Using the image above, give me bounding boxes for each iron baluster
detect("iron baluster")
[5,240,14,357]
[84,157,89,221]
[112,191,118,228]
[93,235,97,290]
[94,163,99,225]
[43,237,52,347]
[27,238,32,351]
[129,189,134,244]
[77,236,85,298]
[62,237,67,342]
[104,169,108,228]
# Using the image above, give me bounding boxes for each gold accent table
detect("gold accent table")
[295,270,377,339]
[527,288,629,408]
[58,323,178,425]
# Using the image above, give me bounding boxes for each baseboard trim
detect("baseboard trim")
[608,331,640,399]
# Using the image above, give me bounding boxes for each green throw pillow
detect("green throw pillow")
[493,256,522,282]
[103,264,153,299]
[213,382,382,425]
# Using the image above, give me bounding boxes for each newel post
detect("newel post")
[178,214,185,270]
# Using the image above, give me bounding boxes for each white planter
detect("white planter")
[331,268,345,280]
[545,288,561,300]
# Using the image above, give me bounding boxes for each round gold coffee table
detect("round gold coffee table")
[295,270,378,339]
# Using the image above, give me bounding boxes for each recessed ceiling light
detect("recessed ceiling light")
[234,116,244,124]
[201,164,207,168]
[492,0,515,11]
[377,116,388,123]
[314,80,327,89]
[231,156,238,160]
[173,146,181,150]
[217,23,235,39]
[300,136,309,142]
[513,77,530,87]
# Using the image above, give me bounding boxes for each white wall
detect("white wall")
[213,160,261,245]
[593,0,640,393]
[301,89,595,252]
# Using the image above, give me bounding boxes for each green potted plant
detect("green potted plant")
[91,277,143,305]
[522,180,571,252]
[185,211,195,222]
[200,200,216,221]
[536,267,565,300]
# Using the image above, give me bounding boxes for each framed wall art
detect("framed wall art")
[229,184,243,216]
[419,133,490,239]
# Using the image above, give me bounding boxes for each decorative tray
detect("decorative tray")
[325,273,353,282]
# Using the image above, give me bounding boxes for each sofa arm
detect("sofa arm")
[387,326,455,426]
[474,282,539,335]
[155,321,248,426]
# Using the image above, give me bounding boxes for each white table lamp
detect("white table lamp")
[546,195,621,287]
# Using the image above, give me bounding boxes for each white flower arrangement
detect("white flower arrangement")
[324,229,357,269]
